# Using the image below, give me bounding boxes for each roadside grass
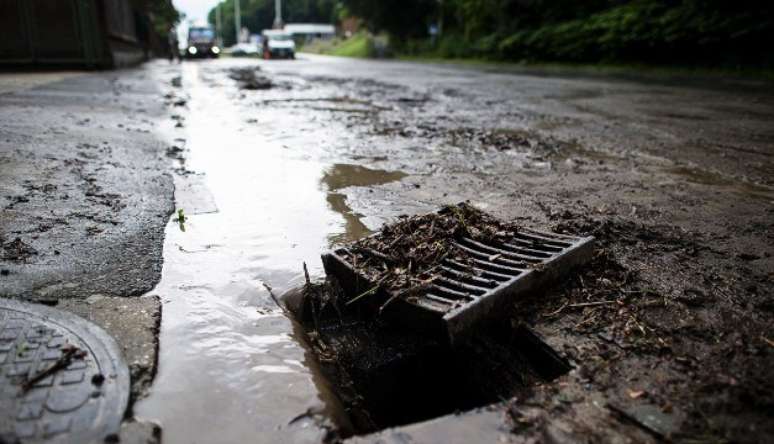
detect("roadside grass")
[299,39,337,55]
[396,54,774,83]
[300,34,774,83]
[330,34,371,58]
[301,33,373,58]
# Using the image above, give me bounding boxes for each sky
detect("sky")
[174,0,220,25]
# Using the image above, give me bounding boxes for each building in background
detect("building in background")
[284,23,335,44]
[0,0,178,68]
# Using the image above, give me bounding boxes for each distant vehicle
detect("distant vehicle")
[186,26,220,58]
[229,42,261,57]
[262,30,295,59]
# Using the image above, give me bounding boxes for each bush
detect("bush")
[438,35,473,58]
[498,0,774,67]
[331,33,373,57]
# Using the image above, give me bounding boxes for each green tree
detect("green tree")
[341,0,438,38]
[209,0,337,46]
[132,0,180,36]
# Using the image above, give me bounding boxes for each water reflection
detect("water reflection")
[320,163,407,246]
[135,62,365,444]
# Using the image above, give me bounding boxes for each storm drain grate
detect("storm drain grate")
[323,218,594,344]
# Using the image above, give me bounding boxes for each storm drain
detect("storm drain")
[297,204,590,436]
[323,225,594,344]
[0,298,129,443]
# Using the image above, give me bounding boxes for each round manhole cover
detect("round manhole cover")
[0,298,129,443]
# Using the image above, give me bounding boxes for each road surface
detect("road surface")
[2,54,772,443]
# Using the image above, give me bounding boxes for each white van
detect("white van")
[261,30,295,59]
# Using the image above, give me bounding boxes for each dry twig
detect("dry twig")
[21,345,85,393]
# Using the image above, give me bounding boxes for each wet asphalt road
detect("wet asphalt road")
[0,70,173,300]
[2,54,773,443]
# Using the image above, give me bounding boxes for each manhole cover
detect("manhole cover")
[322,205,594,344]
[0,298,129,443]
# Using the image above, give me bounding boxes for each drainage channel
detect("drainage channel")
[133,62,406,443]
[289,285,571,436]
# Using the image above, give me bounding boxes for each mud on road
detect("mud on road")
[1,55,772,444]
[0,73,173,300]
[0,69,173,441]
[234,56,774,442]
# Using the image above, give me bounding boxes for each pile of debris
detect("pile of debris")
[448,128,568,154]
[1,236,37,262]
[318,202,594,343]
[293,203,589,434]
[228,67,273,90]
[345,203,520,294]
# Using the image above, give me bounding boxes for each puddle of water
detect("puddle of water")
[322,164,407,246]
[667,166,774,201]
[259,97,390,112]
[134,63,405,443]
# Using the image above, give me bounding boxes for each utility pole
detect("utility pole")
[234,0,241,44]
[216,2,223,46]
[273,0,282,29]
[438,0,444,37]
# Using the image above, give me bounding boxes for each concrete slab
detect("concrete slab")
[347,408,512,444]
[58,295,161,402]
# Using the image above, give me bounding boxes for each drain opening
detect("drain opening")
[295,289,571,436]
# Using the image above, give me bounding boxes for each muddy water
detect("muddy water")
[322,164,407,245]
[134,63,406,443]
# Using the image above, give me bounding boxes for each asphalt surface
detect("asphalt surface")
[1,55,773,443]
[0,67,171,443]
[0,70,173,300]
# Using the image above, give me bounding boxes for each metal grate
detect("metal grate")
[323,227,594,344]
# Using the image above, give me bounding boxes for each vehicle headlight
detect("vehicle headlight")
[211,46,220,54]
[188,46,197,55]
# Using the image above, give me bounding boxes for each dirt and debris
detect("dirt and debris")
[1,67,172,443]
[345,203,521,295]
[491,208,774,442]
[296,204,587,436]
[1,236,38,262]
[294,273,560,436]
[189,58,774,442]
[163,90,189,108]
[4,56,772,443]
[228,67,273,90]
[447,127,570,153]
[165,144,185,159]
[20,344,87,393]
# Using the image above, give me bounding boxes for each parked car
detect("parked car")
[229,42,261,57]
[261,30,295,59]
[186,26,220,58]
